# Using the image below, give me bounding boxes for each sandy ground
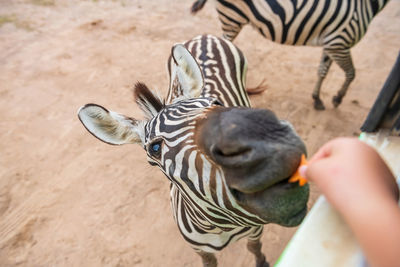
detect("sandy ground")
[0,0,399,266]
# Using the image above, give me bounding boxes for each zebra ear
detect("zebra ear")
[134,82,164,120]
[169,44,204,101]
[78,104,144,145]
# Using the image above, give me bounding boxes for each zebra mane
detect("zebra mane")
[134,82,165,120]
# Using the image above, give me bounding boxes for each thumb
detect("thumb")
[300,159,332,185]
[299,165,308,178]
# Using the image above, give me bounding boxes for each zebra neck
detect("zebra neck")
[170,182,259,231]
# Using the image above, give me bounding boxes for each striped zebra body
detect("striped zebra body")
[192,0,389,109]
[78,34,309,267]
[157,35,263,252]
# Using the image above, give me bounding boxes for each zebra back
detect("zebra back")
[167,35,251,108]
[192,0,389,48]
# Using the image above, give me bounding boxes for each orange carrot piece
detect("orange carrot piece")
[288,154,308,186]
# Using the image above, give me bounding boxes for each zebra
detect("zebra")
[191,0,389,110]
[77,34,309,267]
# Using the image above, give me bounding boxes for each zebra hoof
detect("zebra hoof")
[313,98,325,110]
[332,95,342,108]
[255,255,269,267]
[256,261,269,267]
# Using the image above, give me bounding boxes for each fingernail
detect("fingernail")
[299,165,308,178]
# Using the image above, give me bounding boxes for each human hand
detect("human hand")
[300,137,400,267]
[299,137,398,217]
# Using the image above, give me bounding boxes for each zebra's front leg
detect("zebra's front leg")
[247,238,269,267]
[197,251,217,267]
[215,2,246,42]
[329,49,355,108]
[312,50,332,110]
[247,226,269,267]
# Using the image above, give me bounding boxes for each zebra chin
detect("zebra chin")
[230,180,309,227]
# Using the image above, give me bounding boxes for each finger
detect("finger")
[308,142,333,165]
[299,165,307,178]
[303,158,333,185]
[308,137,356,165]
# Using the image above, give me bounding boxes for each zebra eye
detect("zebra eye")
[152,143,161,152]
[149,140,163,158]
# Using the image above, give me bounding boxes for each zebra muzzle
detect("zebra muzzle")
[196,106,309,226]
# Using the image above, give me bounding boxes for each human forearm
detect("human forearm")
[302,137,400,267]
[343,199,400,267]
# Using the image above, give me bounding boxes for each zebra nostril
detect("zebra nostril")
[211,144,251,158]
[211,145,224,157]
[209,142,263,170]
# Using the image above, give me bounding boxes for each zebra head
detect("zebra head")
[78,42,309,228]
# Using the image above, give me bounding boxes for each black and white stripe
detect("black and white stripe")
[192,0,389,109]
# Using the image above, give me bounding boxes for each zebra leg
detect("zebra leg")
[247,238,269,267]
[247,226,269,267]
[312,50,332,110]
[328,49,355,108]
[215,2,246,41]
[197,251,217,267]
[220,22,242,41]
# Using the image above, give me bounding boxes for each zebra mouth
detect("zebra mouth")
[229,175,295,202]
[229,174,309,226]
[273,176,293,187]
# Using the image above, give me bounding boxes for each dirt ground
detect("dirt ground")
[0,0,399,266]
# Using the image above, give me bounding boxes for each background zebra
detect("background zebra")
[191,0,389,110]
[78,35,309,267]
